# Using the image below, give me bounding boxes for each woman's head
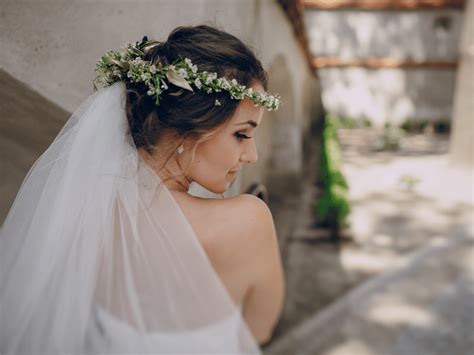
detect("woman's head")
[125,25,269,193]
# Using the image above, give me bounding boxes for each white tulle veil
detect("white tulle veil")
[0,82,261,354]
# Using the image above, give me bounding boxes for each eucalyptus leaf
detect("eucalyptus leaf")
[166,68,194,92]
[102,55,115,65]
[142,41,160,54]
[110,59,128,69]
[169,89,184,96]
[128,46,142,55]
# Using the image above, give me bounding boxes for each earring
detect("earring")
[177,144,184,155]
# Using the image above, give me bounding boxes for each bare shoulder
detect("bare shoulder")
[170,191,274,244]
[230,193,273,216]
[215,193,276,244]
[227,193,274,226]
[190,193,278,268]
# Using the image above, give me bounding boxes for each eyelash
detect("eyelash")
[234,132,252,141]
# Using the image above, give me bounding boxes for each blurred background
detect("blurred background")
[1,0,472,354]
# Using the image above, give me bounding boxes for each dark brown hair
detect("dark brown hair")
[125,25,268,173]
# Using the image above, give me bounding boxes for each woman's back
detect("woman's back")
[169,191,285,344]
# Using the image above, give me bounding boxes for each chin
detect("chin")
[208,186,228,195]
[202,181,229,195]
[196,175,231,195]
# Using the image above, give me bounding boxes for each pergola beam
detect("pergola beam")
[302,0,465,10]
[312,57,459,68]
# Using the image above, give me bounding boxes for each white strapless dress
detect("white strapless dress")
[85,304,245,354]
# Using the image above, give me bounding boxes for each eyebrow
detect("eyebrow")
[235,120,258,128]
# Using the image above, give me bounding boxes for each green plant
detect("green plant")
[401,119,428,133]
[361,117,372,128]
[399,174,422,191]
[382,122,404,150]
[327,114,372,129]
[314,116,351,240]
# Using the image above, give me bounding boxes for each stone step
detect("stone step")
[0,69,69,224]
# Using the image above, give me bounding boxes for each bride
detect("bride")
[0,25,285,354]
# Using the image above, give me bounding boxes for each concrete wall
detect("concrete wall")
[318,67,456,125]
[304,8,463,126]
[0,0,322,220]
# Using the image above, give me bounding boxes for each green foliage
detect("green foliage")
[361,117,373,128]
[401,119,428,133]
[382,122,404,151]
[315,116,351,228]
[327,114,373,129]
[400,118,451,134]
[399,174,422,191]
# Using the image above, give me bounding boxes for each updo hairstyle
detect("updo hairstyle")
[125,24,268,174]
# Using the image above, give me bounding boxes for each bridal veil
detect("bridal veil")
[0,82,261,354]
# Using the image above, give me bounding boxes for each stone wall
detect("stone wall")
[304,7,463,126]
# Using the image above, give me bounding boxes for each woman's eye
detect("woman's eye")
[234,132,251,141]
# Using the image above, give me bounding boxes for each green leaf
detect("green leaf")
[169,89,184,96]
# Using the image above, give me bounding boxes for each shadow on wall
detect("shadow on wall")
[266,54,300,196]
[238,53,299,198]
[0,69,70,225]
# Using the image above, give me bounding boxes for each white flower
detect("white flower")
[177,68,188,78]
[147,90,154,96]
[141,73,151,81]
[214,99,221,106]
[194,78,202,89]
[220,78,230,89]
[131,57,144,65]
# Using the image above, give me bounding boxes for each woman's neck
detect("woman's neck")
[138,148,192,192]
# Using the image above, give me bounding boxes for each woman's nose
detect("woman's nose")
[241,140,258,163]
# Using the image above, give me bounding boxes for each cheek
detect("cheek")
[195,140,239,174]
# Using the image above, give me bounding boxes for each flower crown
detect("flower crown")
[93,36,281,111]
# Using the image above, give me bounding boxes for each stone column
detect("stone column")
[450,0,474,169]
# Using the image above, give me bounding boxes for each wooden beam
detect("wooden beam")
[277,0,317,76]
[312,57,459,68]
[302,0,465,10]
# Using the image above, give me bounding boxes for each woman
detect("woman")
[0,25,285,354]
